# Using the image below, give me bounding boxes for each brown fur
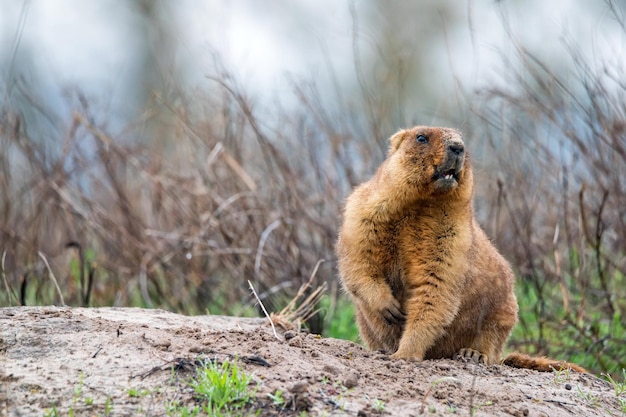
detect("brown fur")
[336,126,585,373]
[503,353,586,373]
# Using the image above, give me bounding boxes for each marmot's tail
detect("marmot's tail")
[503,353,586,373]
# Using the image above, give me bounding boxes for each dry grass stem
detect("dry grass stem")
[248,280,280,341]
[271,259,327,332]
[37,251,65,306]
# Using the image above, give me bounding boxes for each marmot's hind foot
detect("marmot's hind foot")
[455,348,486,364]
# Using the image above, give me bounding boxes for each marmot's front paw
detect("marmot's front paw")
[374,295,406,326]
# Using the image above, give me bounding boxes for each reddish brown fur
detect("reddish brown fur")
[336,126,585,372]
[503,353,586,373]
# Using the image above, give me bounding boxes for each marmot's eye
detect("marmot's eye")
[416,134,428,144]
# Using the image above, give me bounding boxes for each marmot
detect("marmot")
[336,126,584,372]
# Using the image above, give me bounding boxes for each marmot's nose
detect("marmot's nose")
[448,143,464,156]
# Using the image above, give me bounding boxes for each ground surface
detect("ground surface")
[1,306,622,417]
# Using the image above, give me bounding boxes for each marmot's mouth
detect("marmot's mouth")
[431,152,464,191]
[433,168,460,182]
[441,169,459,181]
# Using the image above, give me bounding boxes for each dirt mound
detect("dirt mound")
[0,307,621,416]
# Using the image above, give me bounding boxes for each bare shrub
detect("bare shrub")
[470,36,626,374]
[0,70,385,336]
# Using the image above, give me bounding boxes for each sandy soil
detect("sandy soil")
[1,306,622,416]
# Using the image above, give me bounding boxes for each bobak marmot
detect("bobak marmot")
[336,126,585,372]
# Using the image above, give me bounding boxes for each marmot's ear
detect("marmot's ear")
[389,130,406,153]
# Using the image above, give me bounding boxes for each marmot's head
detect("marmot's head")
[385,126,472,200]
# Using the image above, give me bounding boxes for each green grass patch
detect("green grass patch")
[187,357,257,416]
[511,276,626,377]
[319,295,360,343]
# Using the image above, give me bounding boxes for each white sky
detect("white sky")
[1,0,624,121]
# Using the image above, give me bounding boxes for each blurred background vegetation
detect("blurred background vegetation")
[1,0,625,378]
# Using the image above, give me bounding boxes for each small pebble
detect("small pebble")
[344,372,359,388]
[289,381,308,393]
[322,365,339,375]
[287,336,303,348]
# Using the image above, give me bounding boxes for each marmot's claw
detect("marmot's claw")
[382,305,406,325]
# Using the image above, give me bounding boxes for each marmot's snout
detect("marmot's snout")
[432,141,465,191]
[447,142,465,174]
[448,143,464,157]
